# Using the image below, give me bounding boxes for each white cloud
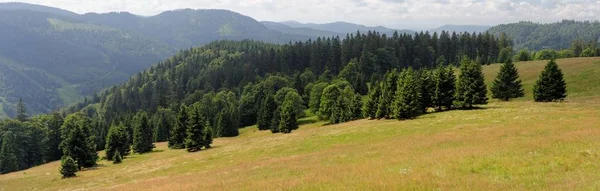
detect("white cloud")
[2,0,599,29]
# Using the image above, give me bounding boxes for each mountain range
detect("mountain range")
[0,2,597,118]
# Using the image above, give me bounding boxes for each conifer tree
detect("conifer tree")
[309,83,329,114]
[105,124,130,161]
[113,150,122,164]
[59,156,77,178]
[16,98,28,122]
[185,106,206,152]
[169,105,187,149]
[456,58,488,109]
[279,92,300,133]
[376,69,399,119]
[269,107,281,133]
[419,70,434,112]
[59,113,98,170]
[393,68,423,119]
[363,82,381,119]
[203,120,213,149]
[491,59,525,101]
[132,112,154,153]
[433,64,456,111]
[0,132,19,174]
[533,59,567,102]
[352,93,363,120]
[257,95,276,130]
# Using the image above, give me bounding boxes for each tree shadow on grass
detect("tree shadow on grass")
[298,118,318,125]
[81,164,106,171]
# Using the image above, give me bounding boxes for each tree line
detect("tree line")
[1,30,570,176]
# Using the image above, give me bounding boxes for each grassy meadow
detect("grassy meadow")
[1,57,600,190]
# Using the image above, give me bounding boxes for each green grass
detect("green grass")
[2,57,600,190]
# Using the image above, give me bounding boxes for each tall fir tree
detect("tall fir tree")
[376,69,399,119]
[59,113,98,170]
[132,112,154,153]
[363,82,381,119]
[44,113,65,162]
[433,64,456,111]
[105,124,130,161]
[393,68,423,119]
[278,92,300,133]
[491,59,525,101]
[533,59,567,102]
[0,132,19,174]
[456,58,488,109]
[257,94,276,130]
[169,105,188,149]
[59,156,77,178]
[419,70,434,112]
[270,107,281,133]
[203,120,213,149]
[185,106,206,152]
[16,98,28,122]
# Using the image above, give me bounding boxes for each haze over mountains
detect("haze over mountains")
[0,2,598,119]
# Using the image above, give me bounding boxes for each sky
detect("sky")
[3,0,600,29]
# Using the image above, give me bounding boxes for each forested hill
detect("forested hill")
[0,3,308,119]
[487,20,600,50]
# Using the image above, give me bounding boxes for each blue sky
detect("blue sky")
[3,0,600,29]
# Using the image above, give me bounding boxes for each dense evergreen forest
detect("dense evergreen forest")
[0,29,576,175]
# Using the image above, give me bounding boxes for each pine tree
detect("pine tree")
[113,150,122,164]
[44,113,64,162]
[16,98,28,122]
[376,69,399,119]
[393,68,423,119]
[185,106,206,152]
[491,59,525,101]
[59,113,98,170]
[203,120,213,149]
[257,95,276,130]
[433,64,456,111]
[279,92,299,133]
[105,124,130,161]
[59,156,77,178]
[419,70,434,112]
[352,93,363,120]
[533,59,567,102]
[0,132,19,174]
[363,82,381,119]
[132,112,154,153]
[456,58,488,109]
[169,105,188,149]
[270,107,281,133]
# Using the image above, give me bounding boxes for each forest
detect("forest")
[0,29,581,175]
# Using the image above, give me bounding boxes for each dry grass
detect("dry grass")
[1,58,600,190]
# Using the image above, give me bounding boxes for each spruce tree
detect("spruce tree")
[59,156,77,178]
[113,150,122,164]
[185,107,206,152]
[491,59,525,101]
[352,93,363,120]
[60,113,98,170]
[0,132,19,174]
[309,83,329,113]
[533,59,567,102]
[279,92,300,133]
[132,112,154,153]
[376,69,399,119]
[456,58,488,109]
[169,105,187,149]
[203,120,213,149]
[433,64,456,111]
[419,70,434,112]
[270,107,281,133]
[105,124,130,161]
[16,98,28,122]
[393,68,423,119]
[363,82,381,119]
[257,95,276,130]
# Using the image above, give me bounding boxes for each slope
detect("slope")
[279,20,415,35]
[2,57,600,190]
[261,21,344,38]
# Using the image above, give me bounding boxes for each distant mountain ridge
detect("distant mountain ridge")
[429,24,491,34]
[274,20,415,36]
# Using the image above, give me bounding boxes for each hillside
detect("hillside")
[0,3,309,118]
[261,21,343,38]
[278,20,415,35]
[2,57,600,190]
[487,20,600,51]
[429,24,490,34]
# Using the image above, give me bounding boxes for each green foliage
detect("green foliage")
[363,82,381,119]
[257,94,276,131]
[513,49,532,62]
[308,82,329,113]
[269,107,281,133]
[278,92,300,133]
[132,112,154,154]
[152,108,176,142]
[456,58,488,109]
[338,59,368,94]
[113,150,122,164]
[105,124,130,161]
[0,132,19,174]
[497,47,513,63]
[59,156,77,178]
[376,70,399,119]
[275,88,305,118]
[432,65,456,111]
[393,68,423,119]
[580,47,597,57]
[533,59,567,102]
[534,49,558,60]
[185,104,207,152]
[169,105,187,149]
[418,70,434,112]
[491,60,525,101]
[318,81,360,124]
[59,113,97,169]
[16,99,28,122]
[557,49,575,59]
